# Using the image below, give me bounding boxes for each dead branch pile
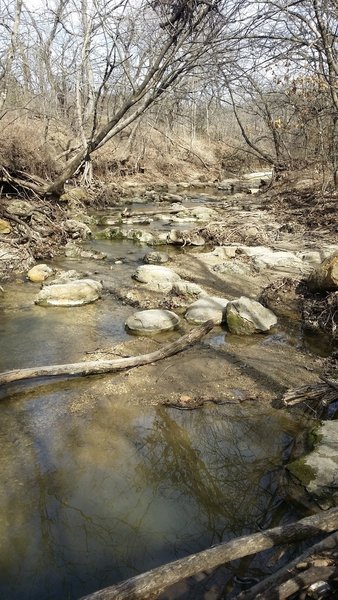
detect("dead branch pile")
[265,188,338,242]
[282,375,338,419]
[197,216,277,247]
[302,291,338,341]
[0,198,69,279]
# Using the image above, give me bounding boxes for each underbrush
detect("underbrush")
[0,118,58,181]
[0,115,264,193]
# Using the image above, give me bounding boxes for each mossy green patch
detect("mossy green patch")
[226,310,255,335]
[95,227,123,240]
[287,457,317,486]
[307,425,323,450]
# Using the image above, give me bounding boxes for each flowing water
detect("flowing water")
[0,199,313,600]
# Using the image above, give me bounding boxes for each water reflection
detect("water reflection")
[0,394,300,600]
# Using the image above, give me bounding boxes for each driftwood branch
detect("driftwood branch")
[0,320,214,386]
[236,530,338,600]
[78,508,338,600]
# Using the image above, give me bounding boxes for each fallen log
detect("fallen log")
[0,320,214,386]
[78,508,338,600]
[235,530,338,599]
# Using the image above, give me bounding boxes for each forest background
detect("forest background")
[0,0,337,196]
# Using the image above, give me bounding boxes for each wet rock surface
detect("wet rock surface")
[185,296,229,325]
[27,264,54,283]
[133,264,181,292]
[143,251,170,264]
[125,309,180,334]
[287,421,338,509]
[35,279,102,306]
[226,297,278,335]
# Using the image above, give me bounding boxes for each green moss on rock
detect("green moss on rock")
[226,311,255,335]
[287,457,317,486]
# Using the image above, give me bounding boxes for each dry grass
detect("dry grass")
[0,117,58,180]
[0,113,262,189]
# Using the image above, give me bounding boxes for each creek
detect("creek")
[0,191,319,600]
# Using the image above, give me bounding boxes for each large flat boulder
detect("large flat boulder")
[226,296,277,334]
[35,279,102,306]
[133,265,181,292]
[185,296,229,324]
[125,309,180,334]
[238,246,305,274]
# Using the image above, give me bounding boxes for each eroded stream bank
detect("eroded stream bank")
[0,173,337,599]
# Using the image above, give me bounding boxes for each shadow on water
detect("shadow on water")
[0,387,304,600]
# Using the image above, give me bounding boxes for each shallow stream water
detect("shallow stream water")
[0,198,314,600]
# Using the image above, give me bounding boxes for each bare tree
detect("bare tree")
[0,0,23,114]
[1,0,243,195]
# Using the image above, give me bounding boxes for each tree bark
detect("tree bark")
[0,320,214,387]
[78,508,338,600]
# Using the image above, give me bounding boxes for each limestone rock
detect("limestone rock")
[213,261,251,276]
[215,246,237,259]
[168,229,205,246]
[238,246,305,274]
[144,251,170,265]
[46,270,81,285]
[173,281,205,297]
[0,242,34,276]
[287,421,338,509]
[190,206,218,220]
[0,219,11,234]
[185,296,229,324]
[308,251,338,292]
[35,279,102,306]
[59,187,90,203]
[133,265,181,292]
[27,264,54,283]
[128,230,155,244]
[6,200,33,217]
[226,296,277,334]
[64,219,91,239]
[64,242,106,260]
[125,309,180,334]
